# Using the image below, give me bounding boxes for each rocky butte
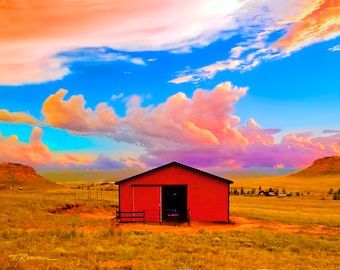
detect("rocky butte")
[290,156,340,177]
[0,162,59,189]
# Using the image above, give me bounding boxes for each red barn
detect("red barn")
[115,162,233,223]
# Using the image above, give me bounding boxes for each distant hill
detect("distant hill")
[0,162,60,189]
[39,168,143,183]
[289,156,340,177]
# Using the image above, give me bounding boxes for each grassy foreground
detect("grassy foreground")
[0,185,339,269]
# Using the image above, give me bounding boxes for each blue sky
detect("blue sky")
[0,0,339,171]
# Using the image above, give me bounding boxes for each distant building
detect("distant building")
[115,162,233,223]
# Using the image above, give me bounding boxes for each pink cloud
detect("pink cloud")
[0,127,52,165]
[41,81,340,169]
[4,80,340,170]
[168,75,195,84]
[0,0,246,85]
[0,109,38,124]
[169,0,340,84]
[42,89,119,132]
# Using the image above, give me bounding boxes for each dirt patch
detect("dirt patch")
[47,205,339,235]
[48,203,80,214]
[113,215,340,235]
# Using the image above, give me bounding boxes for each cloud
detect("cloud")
[147,58,157,62]
[4,79,340,169]
[58,47,146,65]
[42,89,119,132]
[168,75,195,84]
[0,126,133,170]
[84,154,127,170]
[169,0,340,83]
[329,44,340,52]
[41,81,340,169]
[0,109,38,124]
[0,0,247,85]
[0,127,53,165]
[111,93,124,101]
[322,129,340,134]
[3,1,337,85]
[273,0,340,54]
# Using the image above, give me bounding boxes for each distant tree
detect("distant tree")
[259,186,261,191]
[328,188,334,194]
[282,188,286,194]
[251,188,256,195]
[240,187,244,195]
[296,192,300,197]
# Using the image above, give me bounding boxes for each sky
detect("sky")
[0,0,339,172]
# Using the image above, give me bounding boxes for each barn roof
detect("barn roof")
[115,161,233,185]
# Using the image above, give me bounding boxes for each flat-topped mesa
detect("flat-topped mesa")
[290,156,340,177]
[0,162,58,188]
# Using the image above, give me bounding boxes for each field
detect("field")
[0,176,339,270]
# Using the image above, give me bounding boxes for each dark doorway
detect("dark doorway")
[162,185,187,222]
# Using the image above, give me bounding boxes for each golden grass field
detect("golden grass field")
[0,175,339,270]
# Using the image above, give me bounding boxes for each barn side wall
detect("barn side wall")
[118,165,230,222]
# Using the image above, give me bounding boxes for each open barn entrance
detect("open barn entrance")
[162,185,187,222]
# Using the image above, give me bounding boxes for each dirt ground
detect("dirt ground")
[110,216,340,235]
[52,203,340,235]
[72,206,340,235]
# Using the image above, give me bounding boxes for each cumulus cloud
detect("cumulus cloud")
[0,109,38,124]
[0,127,135,170]
[42,89,119,132]
[0,127,53,165]
[40,82,340,169]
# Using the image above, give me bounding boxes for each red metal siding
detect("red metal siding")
[118,164,231,222]
[133,186,161,222]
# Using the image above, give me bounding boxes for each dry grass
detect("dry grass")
[0,175,340,269]
[232,175,340,194]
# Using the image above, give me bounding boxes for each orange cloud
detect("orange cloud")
[273,0,340,53]
[0,127,52,165]
[41,82,249,153]
[168,75,194,84]
[42,89,119,132]
[0,109,38,124]
[4,80,340,169]
[0,0,246,85]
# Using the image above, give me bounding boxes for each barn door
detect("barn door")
[133,186,161,223]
